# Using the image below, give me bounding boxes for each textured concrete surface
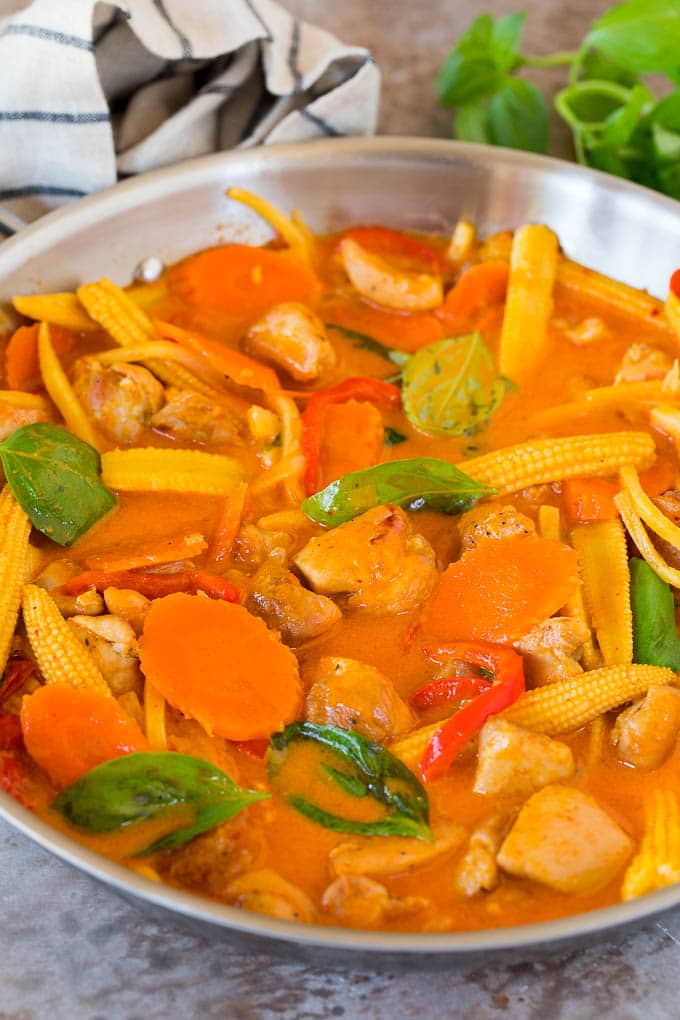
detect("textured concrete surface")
[3,1,680,1017]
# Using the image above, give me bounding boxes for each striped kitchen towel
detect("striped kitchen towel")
[0,0,380,232]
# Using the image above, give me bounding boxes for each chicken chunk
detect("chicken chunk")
[232,524,294,570]
[339,237,443,311]
[497,784,633,894]
[615,343,673,384]
[294,505,437,613]
[71,358,164,443]
[329,819,466,877]
[150,387,241,444]
[458,503,535,552]
[103,587,151,636]
[514,616,590,687]
[305,656,413,742]
[68,614,141,696]
[650,490,680,569]
[473,718,575,798]
[244,302,336,383]
[321,875,426,928]
[227,869,316,923]
[453,814,511,897]
[0,400,51,443]
[611,685,680,769]
[245,559,341,644]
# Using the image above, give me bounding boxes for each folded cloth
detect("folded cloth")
[0,0,380,232]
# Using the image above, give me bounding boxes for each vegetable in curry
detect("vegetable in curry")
[2,189,680,932]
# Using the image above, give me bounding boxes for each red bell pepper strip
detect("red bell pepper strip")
[670,269,680,300]
[61,568,242,603]
[1,657,39,705]
[301,376,402,495]
[420,641,525,782]
[0,714,23,751]
[0,752,30,806]
[233,738,269,759]
[336,226,442,272]
[410,674,492,710]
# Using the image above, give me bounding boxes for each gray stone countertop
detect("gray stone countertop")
[4,1,680,1017]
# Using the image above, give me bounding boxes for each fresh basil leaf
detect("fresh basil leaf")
[488,77,549,152]
[456,99,493,143]
[0,422,116,546]
[269,722,431,840]
[52,751,268,856]
[600,83,653,146]
[490,11,526,71]
[302,457,496,527]
[578,48,638,86]
[438,54,505,107]
[653,90,680,131]
[384,427,407,447]
[402,334,507,437]
[585,0,680,78]
[652,122,680,162]
[325,323,404,366]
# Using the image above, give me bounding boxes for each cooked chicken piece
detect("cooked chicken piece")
[103,587,151,636]
[160,816,266,897]
[473,718,575,798]
[51,589,105,618]
[233,524,294,570]
[294,505,437,613]
[615,343,673,384]
[150,387,240,444]
[227,868,316,923]
[246,405,280,445]
[244,302,336,383]
[564,316,609,346]
[453,813,512,897]
[650,490,680,569]
[497,784,633,894]
[329,819,466,877]
[321,875,427,928]
[514,616,590,687]
[339,238,443,312]
[611,685,680,769]
[0,400,51,443]
[245,559,341,644]
[305,656,413,742]
[68,614,141,696]
[71,358,164,443]
[458,503,535,551]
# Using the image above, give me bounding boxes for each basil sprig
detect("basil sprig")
[302,457,495,528]
[269,722,431,840]
[53,752,269,856]
[0,422,116,546]
[630,557,680,670]
[437,1,680,199]
[402,334,508,437]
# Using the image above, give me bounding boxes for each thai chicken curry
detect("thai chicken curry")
[2,188,680,932]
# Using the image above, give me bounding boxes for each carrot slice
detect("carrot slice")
[207,482,248,564]
[4,323,73,391]
[167,245,320,318]
[20,684,148,788]
[154,319,280,392]
[562,457,676,524]
[139,594,301,741]
[317,400,386,490]
[440,260,509,331]
[420,535,578,644]
[323,299,445,353]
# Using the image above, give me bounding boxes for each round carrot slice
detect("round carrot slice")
[139,594,301,741]
[20,684,148,789]
[420,534,578,644]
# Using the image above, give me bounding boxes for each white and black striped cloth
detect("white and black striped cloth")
[0,0,380,233]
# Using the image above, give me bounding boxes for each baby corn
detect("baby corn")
[622,790,680,900]
[572,520,633,666]
[461,432,655,496]
[13,292,97,331]
[22,584,109,694]
[504,664,675,735]
[38,322,101,449]
[101,447,244,495]
[0,488,31,675]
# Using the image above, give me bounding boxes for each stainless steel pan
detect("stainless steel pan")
[1,137,679,955]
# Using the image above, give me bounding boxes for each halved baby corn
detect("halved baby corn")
[498,224,558,384]
[572,520,633,666]
[22,584,109,695]
[0,488,31,675]
[38,322,101,449]
[461,432,655,496]
[101,447,244,495]
[226,186,312,261]
[622,790,680,900]
[13,292,97,331]
[615,489,680,588]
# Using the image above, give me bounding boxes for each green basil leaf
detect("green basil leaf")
[488,77,549,152]
[301,457,496,527]
[0,422,116,546]
[578,48,638,86]
[384,427,407,447]
[455,99,493,143]
[52,751,269,856]
[652,122,680,162]
[325,323,405,365]
[630,557,680,670]
[600,83,653,146]
[490,12,526,71]
[269,722,431,840]
[653,90,680,131]
[438,53,505,107]
[402,334,507,437]
[585,0,680,77]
